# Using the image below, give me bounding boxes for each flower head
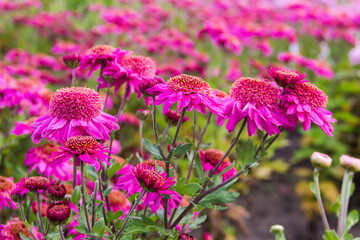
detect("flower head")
[268,67,307,87]
[115,163,181,213]
[51,136,111,171]
[10,181,29,203]
[199,149,236,181]
[179,233,196,240]
[63,53,82,68]
[339,155,360,172]
[217,77,286,136]
[138,76,164,97]
[47,199,71,225]
[136,109,150,121]
[0,176,16,211]
[31,87,119,143]
[79,45,117,77]
[0,220,41,240]
[147,74,221,115]
[24,176,51,193]
[25,143,73,181]
[311,152,332,168]
[280,82,336,136]
[48,182,66,200]
[164,110,190,126]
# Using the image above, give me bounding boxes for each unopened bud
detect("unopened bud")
[339,155,360,172]
[311,152,332,168]
[136,109,150,121]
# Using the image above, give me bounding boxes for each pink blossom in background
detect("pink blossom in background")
[0,176,16,211]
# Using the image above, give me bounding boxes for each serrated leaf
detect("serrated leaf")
[235,140,258,174]
[173,143,193,156]
[143,138,163,159]
[106,210,123,222]
[74,225,88,234]
[331,202,341,217]
[188,215,207,230]
[76,216,89,232]
[107,162,121,179]
[346,210,359,232]
[71,186,81,206]
[95,202,104,218]
[175,177,201,196]
[92,218,105,234]
[194,154,204,184]
[323,230,340,240]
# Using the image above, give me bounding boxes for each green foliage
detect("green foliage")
[172,143,193,156]
[71,186,81,206]
[236,140,259,175]
[175,177,202,196]
[143,138,163,159]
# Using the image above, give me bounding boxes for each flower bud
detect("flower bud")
[139,76,164,97]
[164,110,189,126]
[48,182,66,200]
[136,109,150,121]
[310,152,332,168]
[11,190,26,203]
[339,155,360,172]
[63,53,82,68]
[270,224,285,235]
[47,199,71,225]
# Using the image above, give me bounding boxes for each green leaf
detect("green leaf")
[173,143,193,156]
[95,201,104,219]
[19,233,31,240]
[188,215,207,230]
[76,215,89,232]
[71,186,81,206]
[92,218,105,234]
[106,210,123,222]
[346,210,359,232]
[143,138,163,159]
[236,140,258,175]
[323,230,340,240]
[309,182,317,197]
[85,165,98,182]
[200,143,212,148]
[175,177,202,196]
[107,162,121,179]
[74,225,88,234]
[104,187,113,196]
[124,215,178,238]
[331,202,341,217]
[165,135,172,145]
[194,154,204,184]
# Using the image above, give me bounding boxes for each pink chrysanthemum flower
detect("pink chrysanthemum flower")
[268,67,308,88]
[25,143,73,181]
[118,113,140,127]
[0,220,42,240]
[217,77,287,136]
[107,190,130,218]
[147,74,221,115]
[99,54,156,102]
[115,162,181,213]
[31,87,119,143]
[47,199,71,225]
[63,53,82,68]
[0,176,16,211]
[199,149,236,181]
[50,136,111,171]
[23,176,52,193]
[79,45,118,77]
[280,82,336,136]
[138,76,164,97]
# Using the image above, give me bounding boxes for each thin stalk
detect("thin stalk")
[164,199,168,228]
[73,160,77,190]
[193,111,196,146]
[19,202,38,240]
[337,171,354,236]
[80,162,92,235]
[72,68,76,87]
[97,181,108,226]
[186,112,212,182]
[139,120,144,158]
[91,181,99,228]
[58,225,65,240]
[102,82,111,112]
[116,84,130,120]
[152,97,158,142]
[172,108,187,147]
[116,190,146,239]
[208,118,247,178]
[36,192,45,235]
[255,133,268,157]
[313,168,330,230]
[160,124,170,144]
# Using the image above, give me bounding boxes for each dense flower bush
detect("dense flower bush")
[0,0,359,240]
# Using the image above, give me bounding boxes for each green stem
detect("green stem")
[313,168,330,230]
[152,97,159,142]
[72,68,76,87]
[73,160,77,190]
[115,190,146,239]
[58,225,65,240]
[19,202,38,240]
[102,81,111,112]
[91,181,99,228]
[139,120,144,158]
[337,171,354,236]
[80,162,92,236]
[36,192,46,236]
